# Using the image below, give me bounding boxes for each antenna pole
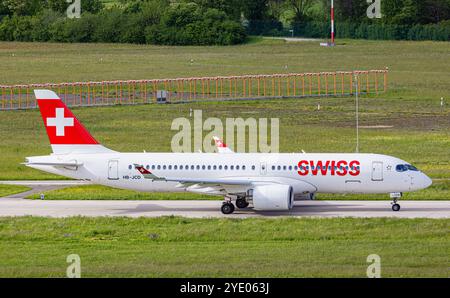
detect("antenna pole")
[331,0,335,45]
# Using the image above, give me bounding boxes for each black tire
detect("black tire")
[392,203,401,212]
[236,198,249,209]
[221,203,235,214]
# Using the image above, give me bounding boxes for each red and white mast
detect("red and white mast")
[331,0,335,44]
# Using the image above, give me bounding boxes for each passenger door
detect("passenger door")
[108,160,119,180]
[371,161,383,181]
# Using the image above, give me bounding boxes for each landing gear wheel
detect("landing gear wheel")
[236,198,249,209]
[221,202,235,214]
[392,203,401,212]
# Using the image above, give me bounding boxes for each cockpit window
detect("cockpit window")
[396,165,407,172]
[406,164,419,171]
[396,164,419,172]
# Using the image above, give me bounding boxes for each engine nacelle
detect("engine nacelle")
[251,184,294,211]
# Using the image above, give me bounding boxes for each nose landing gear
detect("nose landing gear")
[390,192,402,211]
[392,202,401,211]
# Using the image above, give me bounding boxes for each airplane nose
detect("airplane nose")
[421,174,432,189]
[423,174,433,188]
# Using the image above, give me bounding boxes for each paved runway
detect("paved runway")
[0,197,448,218]
[1,180,448,218]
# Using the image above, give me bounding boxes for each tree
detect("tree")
[333,0,368,22]
[2,0,41,16]
[418,0,450,24]
[285,0,315,22]
[47,0,103,14]
[242,0,270,20]
[188,0,243,20]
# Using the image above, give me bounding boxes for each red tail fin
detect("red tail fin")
[34,90,114,154]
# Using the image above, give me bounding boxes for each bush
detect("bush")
[145,3,246,45]
[0,1,246,45]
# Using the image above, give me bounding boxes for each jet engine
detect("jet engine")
[251,184,294,210]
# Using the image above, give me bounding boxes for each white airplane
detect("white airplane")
[25,90,432,214]
[213,136,234,154]
[212,136,318,201]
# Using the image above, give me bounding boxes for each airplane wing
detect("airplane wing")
[166,177,252,185]
[167,177,255,196]
[133,165,316,196]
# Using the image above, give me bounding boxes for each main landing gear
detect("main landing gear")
[236,196,250,209]
[221,202,235,214]
[390,192,402,212]
[221,195,249,214]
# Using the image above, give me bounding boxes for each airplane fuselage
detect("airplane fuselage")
[27,152,431,195]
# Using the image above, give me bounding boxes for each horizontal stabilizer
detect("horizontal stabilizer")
[24,161,83,167]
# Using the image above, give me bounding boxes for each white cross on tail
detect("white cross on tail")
[46,108,74,136]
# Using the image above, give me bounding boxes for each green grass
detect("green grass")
[0,216,448,277]
[1,39,449,100]
[25,180,450,200]
[0,184,30,197]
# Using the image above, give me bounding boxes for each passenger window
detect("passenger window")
[174,165,177,170]
[236,165,240,170]
[168,165,172,170]
[152,165,156,170]
[196,165,200,170]
[202,165,206,170]
[252,165,256,170]
[224,165,228,170]
[157,165,161,170]
[219,165,223,170]
[213,165,217,170]
[163,165,166,170]
[242,165,246,170]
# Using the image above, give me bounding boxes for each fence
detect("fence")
[0,69,388,110]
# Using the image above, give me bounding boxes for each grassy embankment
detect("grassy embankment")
[0,216,448,277]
